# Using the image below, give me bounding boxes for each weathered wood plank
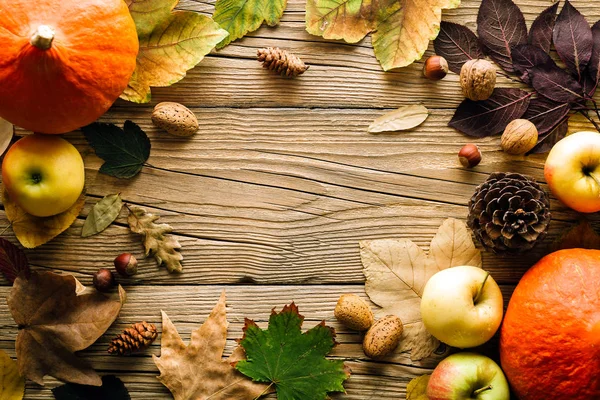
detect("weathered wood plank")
[0,285,514,399]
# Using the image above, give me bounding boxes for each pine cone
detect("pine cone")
[108,321,158,355]
[467,172,551,254]
[257,47,309,77]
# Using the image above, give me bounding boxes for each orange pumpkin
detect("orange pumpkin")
[499,249,600,400]
[0,0,139,134]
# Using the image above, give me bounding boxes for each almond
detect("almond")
[334,294,374,331]
[362,315,403,359]
[151,102,199,137]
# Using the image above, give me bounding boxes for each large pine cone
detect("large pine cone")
[467,172,551,254]
[108,321,158,355]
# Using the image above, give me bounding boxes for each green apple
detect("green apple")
[2,134,84,217]
[427,352,510,400]
[420,266,503,348]
[544,131,600,213]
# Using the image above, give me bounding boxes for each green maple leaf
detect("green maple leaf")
[236,303,350,400]
[213,0,287,48]
[122,0,229,103]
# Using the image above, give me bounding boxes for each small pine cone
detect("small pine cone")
[257,47,309,77]
[108,321,158,355]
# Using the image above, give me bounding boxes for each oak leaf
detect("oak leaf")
[2,187,86,249]
[236,303,350,399]
[213,0,286,49]
[154,292,268,400]
[368,105,429,133]
[122,0,228,103]
[127,206,183,273]
[7,272,126,386]
[82,194,123,238]
[361,218,481,360]
[406,374,430,400]
[306,0,460,71]
[0,350,24,400]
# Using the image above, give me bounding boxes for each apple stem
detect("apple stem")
[473,385,493,396]
[473,271,490,304]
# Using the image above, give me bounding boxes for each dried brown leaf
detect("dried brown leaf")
[7,272,126,386]
[552,221,600,251]
[154,292,268,400]
[406,374,430,400]
[368,105,429,134]
[361,218,481,360]
[0,118,13,157]
[127,206,183,273]
[2,187,86,249]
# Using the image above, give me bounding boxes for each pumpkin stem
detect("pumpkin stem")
[30,25,55,50]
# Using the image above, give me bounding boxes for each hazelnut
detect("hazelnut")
[114,253,138,276]
[458,144,482,168]
[93,268,115,292]
[501,119,538,155]
[423,56,449,80]
[152,102,199,137]
[460,59,496,101]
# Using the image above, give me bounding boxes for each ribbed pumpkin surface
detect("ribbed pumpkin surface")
[500,249,600,400]
[0,0,138,134]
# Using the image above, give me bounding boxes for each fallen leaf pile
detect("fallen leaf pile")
[82,121,151,179]
[368,105,429,134]
[406,375,430,400]
[306,0,460,71]
[236,303,350,399]
[436,0,600,153]
[82,194,123,237]
[214,0,286,49]
[127,206,183,273]
[0,350,24,400]
[123,0,228,103]
[2,187,86,249]
[361,218,482,360]
[154,292,268,399]
[0,238,29,283]
[7,272,126,386]
[52,375,130,400]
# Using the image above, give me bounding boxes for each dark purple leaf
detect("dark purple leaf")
[0,238,29,283]
[528,3,558,53]
[587,21,600,96]
[553,0,593,81]
[512,44,555,84]
[477,0,528,73]
[522,97,571,135]
[531,64,584,103]
[449,88,532,137]
[528,117,570,154]
[434,22,485,74]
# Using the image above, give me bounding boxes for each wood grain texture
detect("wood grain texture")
[2,0,600,398]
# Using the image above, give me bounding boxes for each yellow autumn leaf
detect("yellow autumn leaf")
[0,350,24,400]
[406,374,430,399]
[2,187,86,249]
[361,218,481,360]
[306,0,461,71]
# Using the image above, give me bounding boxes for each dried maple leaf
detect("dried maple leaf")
[552,221,600,251]
[306,0,460,71]
[0,350,24,400]
[406,374,430,400]
[361,218,481,360]
[122,0,228,103]
[127,206,183,273]
[7,272,126,386]
[236,303,350,400]
[0,238,29,284]
[154,292,268,400]
[2,186,86,249]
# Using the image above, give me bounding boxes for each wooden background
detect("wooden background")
[2,0,600,398]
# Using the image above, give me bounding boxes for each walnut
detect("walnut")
[501,119,538,155]
[460,59,496,101]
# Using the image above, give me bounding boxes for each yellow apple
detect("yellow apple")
[2,134,84,217]
[544,131,600,213]
[420,266,503,348]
